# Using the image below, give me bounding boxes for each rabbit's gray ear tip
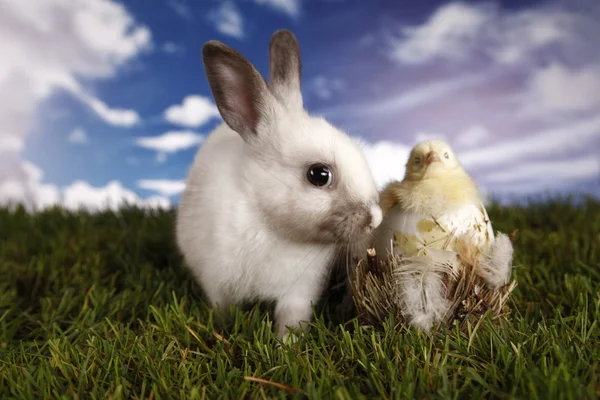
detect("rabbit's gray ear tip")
[202,40,229,57]
[271,29,297,42]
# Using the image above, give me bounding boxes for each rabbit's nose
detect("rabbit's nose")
[369,205,382,231]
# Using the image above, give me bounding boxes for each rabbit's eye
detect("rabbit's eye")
[307,164,333,187]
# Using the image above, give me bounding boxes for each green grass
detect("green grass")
[1,197,599,399]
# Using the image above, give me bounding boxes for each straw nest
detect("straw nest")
[349,233,518,332]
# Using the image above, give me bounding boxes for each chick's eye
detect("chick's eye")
[307,164,333,187]
[444,152,450,159]
[414,157,422,165]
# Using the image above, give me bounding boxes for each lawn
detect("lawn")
[1,198,599,399]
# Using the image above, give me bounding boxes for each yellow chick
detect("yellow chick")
[372,139,512,332]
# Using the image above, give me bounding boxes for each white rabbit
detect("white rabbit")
[176,30,382,340]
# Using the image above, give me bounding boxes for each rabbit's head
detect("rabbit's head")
[202,30,381,244]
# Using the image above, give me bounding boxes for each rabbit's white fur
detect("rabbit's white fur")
[176,30,382,340]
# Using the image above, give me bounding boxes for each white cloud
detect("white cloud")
[62,180,169,212]
[521,63,600,116]
[322,72,488,119]
[0,161,60,211]
[156,152,168,164]
[308,76,345,100]
[138,179,186,196]
[68,128,88,144]
[254,0,301,18]
[0,0,151,209]
[167,0,193,20]
[209,1,244,39]
[454,124,490,148]
[486,180,582,197]
[0,161,168,212]
[388,2,584,66]
[162,42,185,55]
[459,115,600,169]
[357,138,412,189]
[358,34,376,47]
[482,155,600,196]
[381,1,600,131]
[136,131,205,153]
[164,95,220,128]
[490,8,577,66]
[0,135,24,153]
[389,2,489,64]
[414,132,447,145]
[484,155,600,184]
[79,94,140,127]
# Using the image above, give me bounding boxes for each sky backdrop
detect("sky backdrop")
[1,0,599,211]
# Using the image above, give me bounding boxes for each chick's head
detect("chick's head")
[404,139,463,180]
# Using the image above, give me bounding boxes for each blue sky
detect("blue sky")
[1,0,599,211]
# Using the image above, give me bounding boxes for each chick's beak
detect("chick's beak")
[425,151,441,165]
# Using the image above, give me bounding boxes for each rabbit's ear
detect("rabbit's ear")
[202,41,274,141]
[268,30,303,110]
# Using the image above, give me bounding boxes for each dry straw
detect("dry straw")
[349,235,517,331]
